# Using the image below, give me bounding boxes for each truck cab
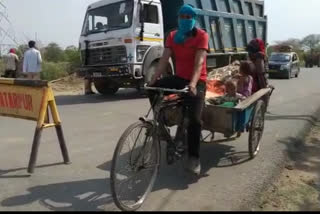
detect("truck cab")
[79,0,167,95]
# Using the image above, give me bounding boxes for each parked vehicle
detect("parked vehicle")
[79,0,267,95]
[304,51,320,68]
[268,51,300,79]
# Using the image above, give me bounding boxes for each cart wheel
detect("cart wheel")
[248,100,266,159]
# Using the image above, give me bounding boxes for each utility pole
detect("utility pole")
[0,0,20,46]
[0,1,6,9]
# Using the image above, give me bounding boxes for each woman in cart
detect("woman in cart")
[247,38,275,107]
[247,38,269,93]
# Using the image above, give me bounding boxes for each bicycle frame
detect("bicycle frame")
[143,85,190,163]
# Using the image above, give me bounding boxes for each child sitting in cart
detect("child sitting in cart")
[207,80,246,107]
[207,61,253,107]
[234,60,254,98]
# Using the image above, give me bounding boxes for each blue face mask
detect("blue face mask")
[178,18,196,34]
[174,18,196,44]
[174,5,197,44]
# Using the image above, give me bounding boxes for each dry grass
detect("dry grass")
[258,124,320,211]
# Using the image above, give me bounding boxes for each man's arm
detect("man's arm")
[254,57,268,88]
[189,49,207,95]
[37,51,42,64]
[149,48,172,85]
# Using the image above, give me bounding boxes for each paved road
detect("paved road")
[0,68,319,211]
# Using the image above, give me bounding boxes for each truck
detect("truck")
[304,51,320,68]
[79,0,267,95]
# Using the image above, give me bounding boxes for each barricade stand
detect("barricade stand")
[0,78,71,174]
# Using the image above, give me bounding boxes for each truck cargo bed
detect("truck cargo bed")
[161,0,267,54]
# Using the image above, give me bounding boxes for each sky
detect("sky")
[1,0,320,48]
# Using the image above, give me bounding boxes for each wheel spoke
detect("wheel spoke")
[115,165,134,176]
[111,122,159,211]
[116,172,143,187]
[141,164,159,171]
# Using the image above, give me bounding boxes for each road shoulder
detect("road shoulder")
[257,120,320,211]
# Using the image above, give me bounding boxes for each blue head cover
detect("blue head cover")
[174,4,197,44]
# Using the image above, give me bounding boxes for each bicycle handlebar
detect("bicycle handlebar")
[144,84,189,94]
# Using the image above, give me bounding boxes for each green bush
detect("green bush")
[0,59,4,76]
[0,60,72,81]
[41,61,69,81]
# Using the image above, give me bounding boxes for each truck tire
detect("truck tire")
[144,61,173,85]
[94,79,119,95]
[144,62,158,84]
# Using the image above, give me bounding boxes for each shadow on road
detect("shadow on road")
[1,178,113,211]
[0,163,65,179]
[266,113,319,126]
[96,139,252,210]
[55,89,147,106]
[1,138,252,211]
[278,135,320,177]
[0,161,115,211]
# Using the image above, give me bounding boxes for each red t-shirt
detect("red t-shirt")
[165,28,209,82]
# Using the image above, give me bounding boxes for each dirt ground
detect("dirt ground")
[258,123,320,211]
[49,74,85,96]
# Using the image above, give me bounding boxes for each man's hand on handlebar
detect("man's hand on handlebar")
[188,84,197,97]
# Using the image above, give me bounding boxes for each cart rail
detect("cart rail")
[234,88,272,111]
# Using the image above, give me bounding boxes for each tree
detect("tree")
[16,44,29,58]
[266,46,274,57]
[64,46,81,73]
[313,43,320,53]
[274,38,302,50]
[301,34,320,51]
[268,38,305,63]
[43,43,65,62]
[64,46,81,64]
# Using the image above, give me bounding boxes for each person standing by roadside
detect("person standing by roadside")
[23,41,42,80]
[3,48,19,78]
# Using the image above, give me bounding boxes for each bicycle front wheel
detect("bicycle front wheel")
[110,121,160,211]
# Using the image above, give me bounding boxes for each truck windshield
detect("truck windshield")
[82,0,134,35]
[270,54,291,62]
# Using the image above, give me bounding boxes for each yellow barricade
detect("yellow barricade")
[0,78,71,174]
